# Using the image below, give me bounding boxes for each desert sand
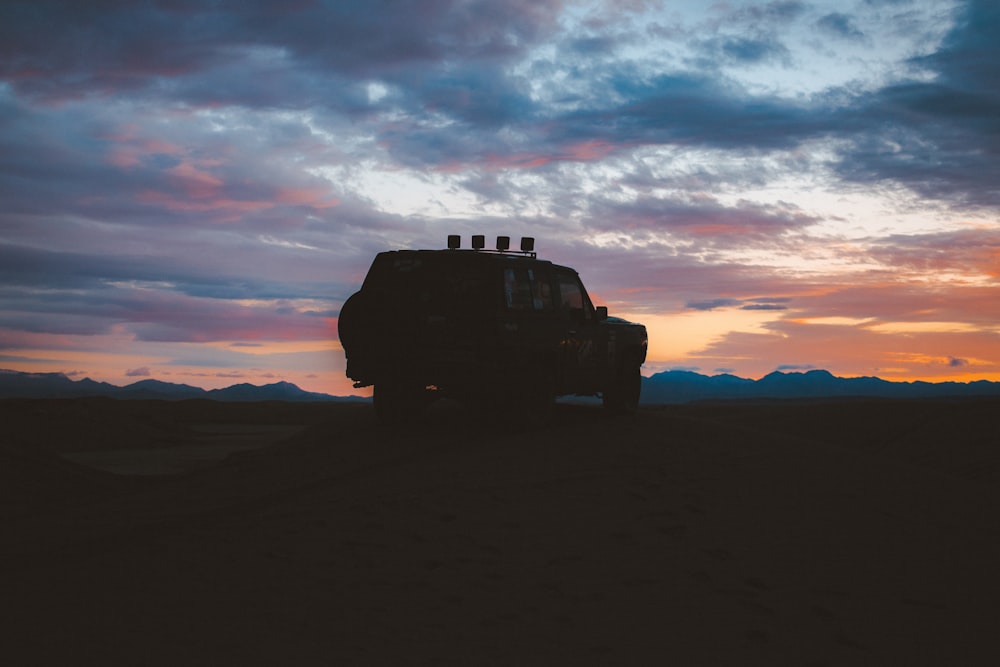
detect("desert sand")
[2,396,998,665]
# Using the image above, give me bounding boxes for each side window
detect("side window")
[504,267,553,311]
[531,269,553,311]
[557,271,591,321]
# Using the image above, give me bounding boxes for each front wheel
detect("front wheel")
[603,353,641,415]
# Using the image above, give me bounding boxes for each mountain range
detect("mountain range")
[3,368,999,403]
[639,369,1000,403]
[0,370,364,402]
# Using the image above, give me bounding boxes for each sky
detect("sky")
[1,0,999,396]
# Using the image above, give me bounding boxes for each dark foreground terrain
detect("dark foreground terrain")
[2,397,999,665]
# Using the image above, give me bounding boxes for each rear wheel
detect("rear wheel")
[603,352,641,415]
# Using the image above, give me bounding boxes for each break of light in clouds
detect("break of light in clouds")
[1,0,999,394]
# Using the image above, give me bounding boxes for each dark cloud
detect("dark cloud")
[0,241,339,301]
[0,0,562,101]
[776,364,816,371]
[713,1,807,27]
[567,35,620,57]
[686,296,791,312]
[816,13,865,40]
[718,36,790,63]
[686,298,743,311]
[125,366,151,377]
[0,242,338,343]
[836,0,1000,207]
[583,195,817,249]
[948,356,969,368]
[741,297,791,312]
[741,303,788,311]
[400,63,536,127]
[748,297,793,306]
[549,72,835,154]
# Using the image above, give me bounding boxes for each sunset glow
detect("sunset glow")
[2,0,998,396]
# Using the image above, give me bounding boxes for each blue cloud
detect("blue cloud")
[817,13,865,41]
[686,298,743,311]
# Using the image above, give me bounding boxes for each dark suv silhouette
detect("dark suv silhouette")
[338,235,648,425]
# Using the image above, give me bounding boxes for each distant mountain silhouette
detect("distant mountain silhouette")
[5,368,999,404]
[116,379,207,400]
[0,369,365,402]
[640,369,1000,403]
[207,381,338,402]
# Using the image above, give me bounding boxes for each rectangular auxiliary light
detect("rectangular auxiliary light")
[447,234,460,249]
[496,235,510,251]
[520,237,535,253]
[471,234,485,250]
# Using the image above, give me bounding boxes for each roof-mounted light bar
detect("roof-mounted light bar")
[446,235,537,258]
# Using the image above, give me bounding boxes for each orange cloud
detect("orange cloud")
[166,162,224,199]
[274,186,341,209]
[437,140,620,172]
[136,190,274,219]
[103,126,184,169]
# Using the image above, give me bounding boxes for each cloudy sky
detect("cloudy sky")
[2,0,998,395]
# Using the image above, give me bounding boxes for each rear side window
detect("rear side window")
[503,267,553,312]
[363,254,486,314]
[362,254,420,290]
[556,270,592,320]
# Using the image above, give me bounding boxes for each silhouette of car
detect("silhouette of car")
[338,235,648,426]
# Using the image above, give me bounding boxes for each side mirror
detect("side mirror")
[595,306,608,321]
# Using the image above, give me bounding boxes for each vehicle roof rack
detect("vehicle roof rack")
[447,235,536,258]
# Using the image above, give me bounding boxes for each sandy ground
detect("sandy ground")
[2,397,998,665]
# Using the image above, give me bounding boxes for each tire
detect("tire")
[603,352,641,415]
[336,292,365,354]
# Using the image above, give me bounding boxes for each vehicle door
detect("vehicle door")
[554,268,603,391]
[498,263,558,363]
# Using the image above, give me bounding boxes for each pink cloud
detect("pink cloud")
[487,140,619,169]
[274,186,341,209]
[166,162,224,199]
[103,126,184,169]
[107,148,142,168]
[136,190,274,220]
[867,229,1000,280]
[117,289,337,344]
[434,140,621,172]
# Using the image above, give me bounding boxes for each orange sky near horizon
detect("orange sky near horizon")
[4,292,999,397]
